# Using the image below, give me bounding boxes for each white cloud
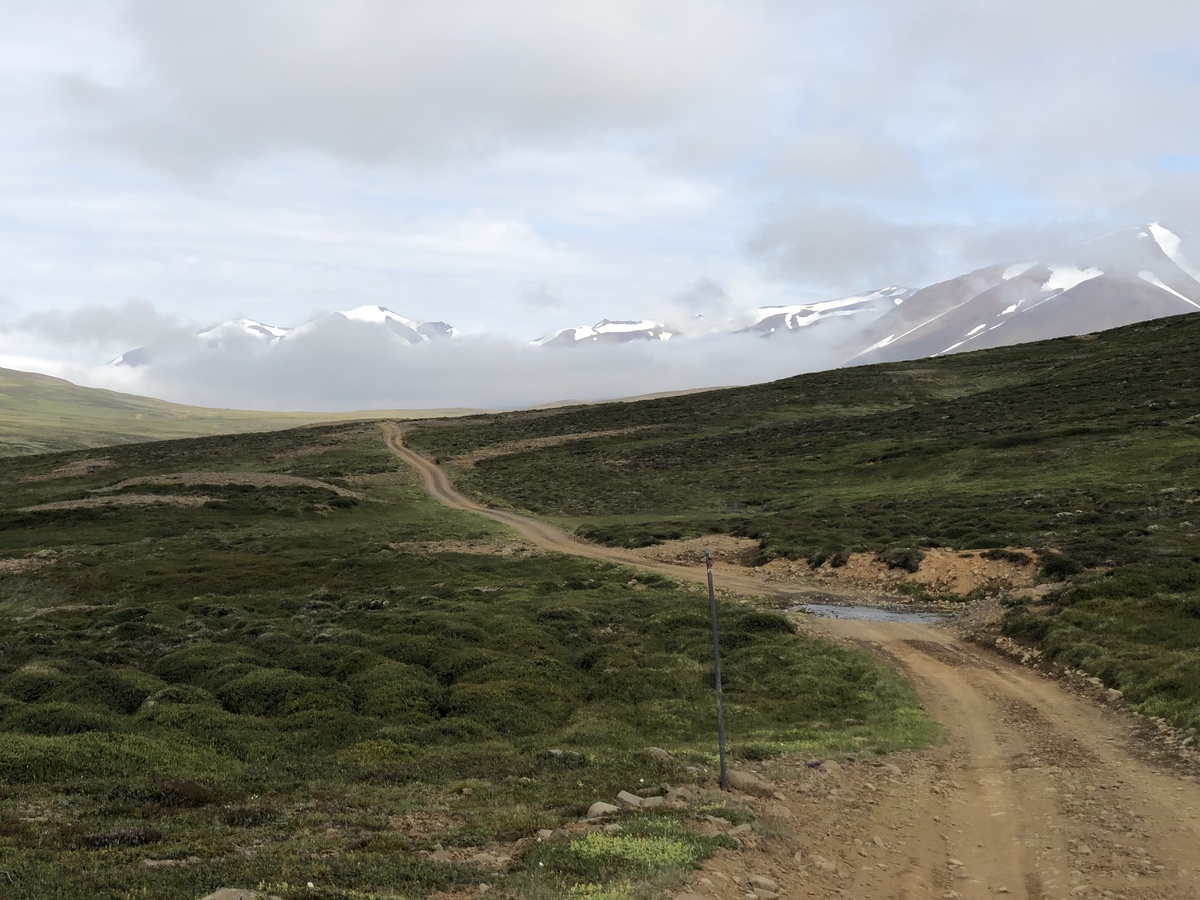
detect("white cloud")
[8,298,191,349]
[59,0,760,171]
[3,0,1200,410]
[78,328,860,412]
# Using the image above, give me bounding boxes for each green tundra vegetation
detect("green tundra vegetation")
[0,365,472,457]
[0,423,935,899]
[407,313,1200,734]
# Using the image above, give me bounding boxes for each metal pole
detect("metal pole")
[705,548,729,791]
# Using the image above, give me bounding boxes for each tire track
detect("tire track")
[384,421,1200,899]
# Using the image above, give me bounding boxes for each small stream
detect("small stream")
[790,602,947,624]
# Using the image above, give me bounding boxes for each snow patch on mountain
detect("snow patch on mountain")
[741,286,914,336]
[1138,271,1200,309]
[532,319,673,347]
[1002,262,1035,280]
[340,305,424,331]
[197,319,290,342]
[1149,223,1200,284]
[1042,266,1102,292]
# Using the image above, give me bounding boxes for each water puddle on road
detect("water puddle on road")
[791,603,947,624]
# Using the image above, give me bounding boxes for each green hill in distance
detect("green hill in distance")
[408,312,1200,733]
[0,366,476,456]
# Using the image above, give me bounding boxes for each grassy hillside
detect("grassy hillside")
[407,313,1200,732]
[0,424,935,898]
[0,366,473,457]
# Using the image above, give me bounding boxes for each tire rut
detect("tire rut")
[384,422,1200,899]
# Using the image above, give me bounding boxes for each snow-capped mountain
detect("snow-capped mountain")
[532,319,675,347]
[306,305,451,345]
[739,286,914,337]
[849,223,1200,365]
[112,306,453,367]
[108,222,1200,408]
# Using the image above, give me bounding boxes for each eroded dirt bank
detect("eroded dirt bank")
[384,423,1200,899]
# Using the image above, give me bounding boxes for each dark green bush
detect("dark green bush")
[877,547,924,573]
[152,644,269,687]
[3,666,70,703]
[217,669,351,717]
[1039,554,1083,581]
[1002,614,1054,643]
[982,548,1032,565]
[735,611,794,634]
[2,702,119,736]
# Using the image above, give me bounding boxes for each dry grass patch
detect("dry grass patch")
[94,471,364,498]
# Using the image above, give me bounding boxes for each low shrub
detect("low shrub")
[216,669,352,717]
[982,548,1033,565]
[1,702,120,736]
[1039,553,1083,581]
[877,547,924,573]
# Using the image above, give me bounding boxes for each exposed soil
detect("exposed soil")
[628,535,762,568]
[762,547,1039,598]
[671,621,1200,899]
[631,539,1039,599]
[384,423,1200,899]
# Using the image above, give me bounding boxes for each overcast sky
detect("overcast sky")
[1,1,1199,409]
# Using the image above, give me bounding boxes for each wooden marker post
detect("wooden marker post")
[705,548,729,791]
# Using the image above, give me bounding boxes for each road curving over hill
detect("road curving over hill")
[384,422,1200,899]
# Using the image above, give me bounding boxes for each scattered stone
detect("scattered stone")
[664,787,693,804]
[198,891,274,900]
[1106,688,1124,703]
[878,763,903,777]
[673,894,707,900]
[641,795,665,809]
[727,768,775,798]
[586,801,619,818]
[431,849,454,862]
[821,760,842,775]
[812,854,838,872]
[748,874,778,892]
[536,829,554,840]
[616,790,644,808]
[728,823,753,836]
[141,856,201,869]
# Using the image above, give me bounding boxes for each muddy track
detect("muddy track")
[384,423,1200,899]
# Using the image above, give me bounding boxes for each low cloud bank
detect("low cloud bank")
[80,324,861,412]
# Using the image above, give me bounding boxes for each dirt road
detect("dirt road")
[384,424,1200,899]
